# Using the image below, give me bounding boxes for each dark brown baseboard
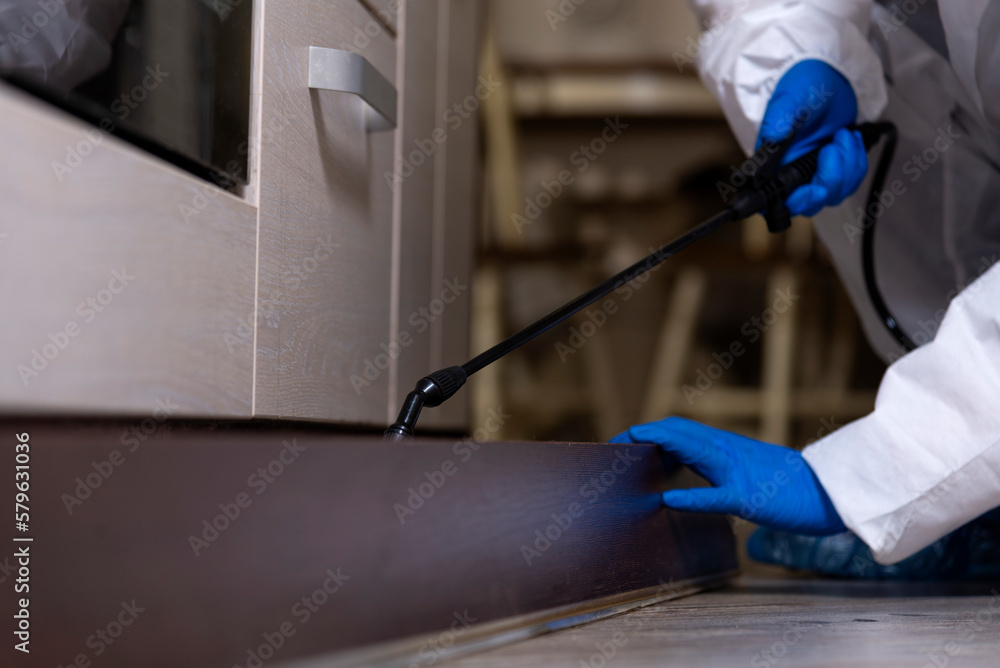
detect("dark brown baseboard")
[0,419,737,668]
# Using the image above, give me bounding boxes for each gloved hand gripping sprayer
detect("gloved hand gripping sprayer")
[385,122,903,441]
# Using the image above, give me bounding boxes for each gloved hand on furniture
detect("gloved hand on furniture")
[611,417,846,535]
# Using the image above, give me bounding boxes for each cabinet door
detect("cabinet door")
[431,0,480,431]
[0,0,478,427]
[253,0,398,424]
[391,0,480,431]
[0,86,257,417]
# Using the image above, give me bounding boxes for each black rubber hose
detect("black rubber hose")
[859,124,916,351]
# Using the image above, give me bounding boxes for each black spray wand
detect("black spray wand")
[384,122,898,441]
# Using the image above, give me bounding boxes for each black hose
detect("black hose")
[859,124,916,351]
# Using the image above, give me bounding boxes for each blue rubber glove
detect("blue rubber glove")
[611,417,847,536]
[757,59,868,217]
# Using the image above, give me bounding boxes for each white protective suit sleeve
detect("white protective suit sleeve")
[690,0,888,154]
[803,261,1000,564]
[692,1,1000,564]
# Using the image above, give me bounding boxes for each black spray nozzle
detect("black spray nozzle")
[752,134,795,233]
[729,122,896,225]
[383,366,467,441]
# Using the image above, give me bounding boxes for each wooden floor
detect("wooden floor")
[444,577,1000,667]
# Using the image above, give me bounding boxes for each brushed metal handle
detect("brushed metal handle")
[307,46,397,132]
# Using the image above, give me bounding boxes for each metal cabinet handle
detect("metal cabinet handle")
[307,46,397,132]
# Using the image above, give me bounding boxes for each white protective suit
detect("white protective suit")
[691,0,1000,563]
[0,0,130,90]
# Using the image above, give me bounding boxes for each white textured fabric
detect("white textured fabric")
[803,261,1000,563]
[937,0,991,123]
[0,0,130,89]
[692,0,888,154]
[692,0,1000,564]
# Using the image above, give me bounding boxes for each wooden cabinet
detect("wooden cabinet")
[0,87,259,417]
[390,0,479,430]
[252,0,398,425]
[0,0,480,431]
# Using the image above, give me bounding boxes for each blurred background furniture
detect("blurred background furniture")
[471,0,884,450]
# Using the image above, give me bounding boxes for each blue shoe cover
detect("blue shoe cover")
[748,508,1000,581]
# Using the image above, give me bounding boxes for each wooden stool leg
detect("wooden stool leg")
[639,268,707,423]
[759,266,799,445]
[470,264,504,436]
